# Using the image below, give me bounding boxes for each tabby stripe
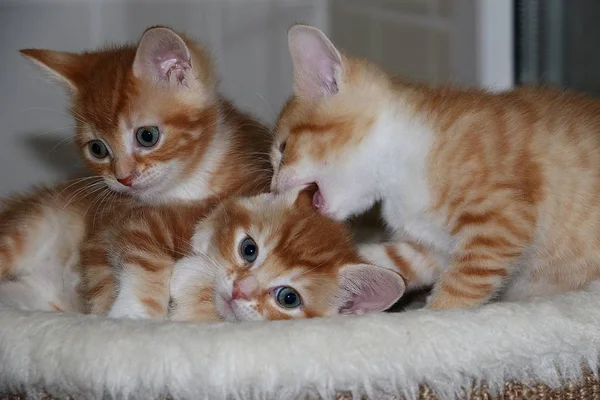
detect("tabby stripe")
[451,210,529,242]
[468,235,516,250]
[458,266,510,278]
[127,239,163,255]
[451,211,497,235]
[124,256,169,273]
[385,245,416,281]
[440,282,483,300]
[141,297,165,317]
[87,277,113,299]
[147,214,173,249]
[123,230,159,246]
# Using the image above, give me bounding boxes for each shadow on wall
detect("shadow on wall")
[19,132,87,182]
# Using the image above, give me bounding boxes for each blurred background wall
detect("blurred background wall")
[0,0,514,196]
[516,0,600,97]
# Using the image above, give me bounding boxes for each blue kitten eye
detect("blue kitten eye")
[275,287,302,309]
[88,140,108,159]
[239,237,258,263]
[136,126,160,147]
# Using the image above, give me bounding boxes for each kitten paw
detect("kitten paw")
[107,304,150,320]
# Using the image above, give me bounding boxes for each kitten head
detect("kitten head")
[270,25,394,220]
[171,185,405,322]
[21,26,220,202]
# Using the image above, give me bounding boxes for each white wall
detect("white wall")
[330,0,514,90]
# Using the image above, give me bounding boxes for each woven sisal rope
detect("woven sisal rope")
[2,369,600,400]
[336,369,600,399]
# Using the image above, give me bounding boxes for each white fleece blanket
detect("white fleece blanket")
[1,286,599,400]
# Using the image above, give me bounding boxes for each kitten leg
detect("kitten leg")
[82,246,172,321]
[0,195,57,280]
[358,240,442,290]
[107,246,175,320]
[427,205,536,310]
[107,264,172,320]
[106,212,178,320]
[0,189,87,311]
[80,238,117,315]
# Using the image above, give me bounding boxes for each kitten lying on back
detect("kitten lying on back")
[272,25,600,309]
[0,26,272,312]
[169,185,405,321]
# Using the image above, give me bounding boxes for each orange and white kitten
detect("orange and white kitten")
[79,185,404,321]
[272,25,600,310]
[0,26,272,312]
[169,185,405,322]
[81,185,404,320]
[21,26,271,203]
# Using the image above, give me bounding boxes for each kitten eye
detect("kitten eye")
[135,126,160,148]
[239,236,258,263]
[279,140,287,154]
[88,140,109,159]
[274,286,302,309]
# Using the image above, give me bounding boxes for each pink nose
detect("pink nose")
[117,175,134,187]
[231,276,258,301]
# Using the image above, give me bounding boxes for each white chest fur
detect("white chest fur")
[382,185,454,256]
[376,110,454,255]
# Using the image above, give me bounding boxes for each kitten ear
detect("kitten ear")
[293,183,319,208]
[336,264,405,314]
[20,49,85,91]
[288,24,343,100]
[133,26,192,86]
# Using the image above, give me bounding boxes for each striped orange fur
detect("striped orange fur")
[271,25,600,310]
[80,201,217,318]
[1,26,272,313]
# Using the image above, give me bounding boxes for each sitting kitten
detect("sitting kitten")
[272,25,600,309]
[0,26,272,312]
[169,185,406,321]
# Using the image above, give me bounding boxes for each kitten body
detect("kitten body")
[1,26,272,312]
[0,183,128,312]
[272,25,600,309]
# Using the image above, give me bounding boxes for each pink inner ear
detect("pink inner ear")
[158,58,187,84]
[288,25,342,99]
[338,264,405,314]
[133,27,191,84]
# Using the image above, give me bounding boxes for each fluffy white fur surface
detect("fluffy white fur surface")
[1,286,600,400]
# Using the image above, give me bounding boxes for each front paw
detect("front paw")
[426,292,481,310]
[107,303,150,320]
